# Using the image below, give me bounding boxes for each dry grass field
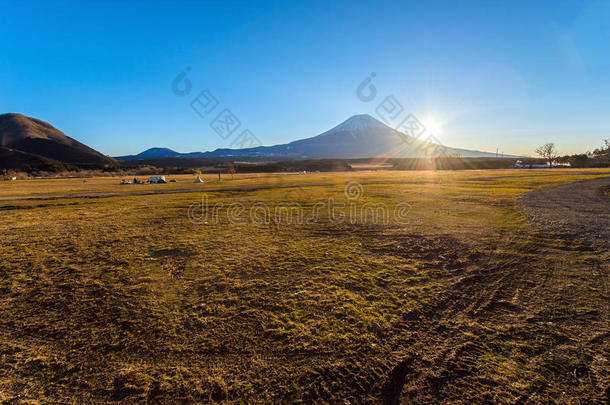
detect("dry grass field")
[0,169,608,403]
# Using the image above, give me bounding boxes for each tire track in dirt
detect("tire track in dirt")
[380,227,609,403]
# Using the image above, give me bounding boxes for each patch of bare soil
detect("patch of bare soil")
[517,176,610,249]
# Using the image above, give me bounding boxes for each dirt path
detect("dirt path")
[0,180,442,203]
[0,183,335,202]
[517,176,610,249]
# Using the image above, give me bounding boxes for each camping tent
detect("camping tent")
[148,176,167,183]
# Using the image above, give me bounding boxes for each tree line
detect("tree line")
[535,140,610,168]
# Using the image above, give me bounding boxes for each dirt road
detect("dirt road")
[0,180,444,203]
[517,176,610,249]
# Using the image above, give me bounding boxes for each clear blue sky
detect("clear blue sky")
[1,0,609,156]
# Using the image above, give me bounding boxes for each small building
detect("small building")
[512,160,554,169]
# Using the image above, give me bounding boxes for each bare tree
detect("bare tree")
[535,143,558,167]
[593,139,610,157]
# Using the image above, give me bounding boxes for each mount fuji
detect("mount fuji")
[119,114,513,160]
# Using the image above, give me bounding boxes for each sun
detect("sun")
[424,118,443,135]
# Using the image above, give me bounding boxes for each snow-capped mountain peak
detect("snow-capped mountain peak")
[326,114,389,138]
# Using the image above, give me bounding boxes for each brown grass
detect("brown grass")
[0,169,608,403]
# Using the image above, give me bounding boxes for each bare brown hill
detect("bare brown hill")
[0,113,116,170]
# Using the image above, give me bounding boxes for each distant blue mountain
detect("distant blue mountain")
[116,147,182,160]
[116,115,519,160]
